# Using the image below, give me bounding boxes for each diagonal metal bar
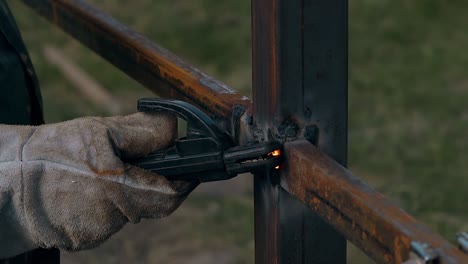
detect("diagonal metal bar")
[284,140,468,264]
[20,0,251,120]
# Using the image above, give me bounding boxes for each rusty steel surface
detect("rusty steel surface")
[252,0,347,263]
[251,0,279,262]
[284,140,468,264]
[20,0,250,120]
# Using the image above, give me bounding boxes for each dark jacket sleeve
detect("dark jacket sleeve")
[0,0,44,125]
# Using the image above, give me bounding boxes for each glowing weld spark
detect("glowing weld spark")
[269,149,281,157]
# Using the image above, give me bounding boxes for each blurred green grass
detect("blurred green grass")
[9,0,468,263]
[348,0,468,237]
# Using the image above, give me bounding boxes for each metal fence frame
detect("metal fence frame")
[21,0,468,263]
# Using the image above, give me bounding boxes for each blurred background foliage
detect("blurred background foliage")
[8,0,468,263]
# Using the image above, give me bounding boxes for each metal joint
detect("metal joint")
[457,232,468,253]
[304,124,319,146]
[402,241,439,264]
[276,118,299,142]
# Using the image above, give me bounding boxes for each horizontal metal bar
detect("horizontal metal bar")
[20,0,251,119]
[284,140,468,264]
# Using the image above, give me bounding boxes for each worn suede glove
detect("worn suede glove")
[0,112,198,259]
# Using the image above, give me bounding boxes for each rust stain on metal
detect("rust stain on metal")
[251,0,284,263]
[284,140,468,264]
[268,0,278,110]
[21,0,251,120]
[252,0,280,125]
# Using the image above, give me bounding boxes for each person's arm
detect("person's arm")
[0,112,197,258]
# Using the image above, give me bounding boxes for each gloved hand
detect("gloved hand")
[0,112,198,259]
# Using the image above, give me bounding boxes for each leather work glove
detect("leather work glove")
[0,112,198,259]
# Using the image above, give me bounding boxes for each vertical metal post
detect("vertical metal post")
[252,0,348,263]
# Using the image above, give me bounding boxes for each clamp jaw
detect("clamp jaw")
[130,98,282,182]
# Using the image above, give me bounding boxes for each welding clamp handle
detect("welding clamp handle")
[127,98,234,182]
[137,98,233,148]
[128,98,282,183]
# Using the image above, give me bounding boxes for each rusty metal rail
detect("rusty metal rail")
[285,140,467,264]
[21,0,468,263]
[20,0,250,122]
